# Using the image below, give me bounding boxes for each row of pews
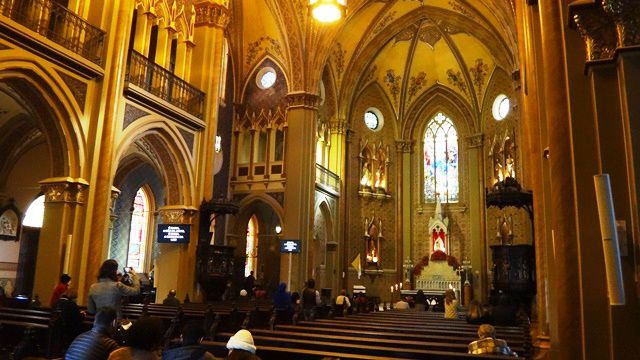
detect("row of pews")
[0,300,530,359]
[205,309,530,359]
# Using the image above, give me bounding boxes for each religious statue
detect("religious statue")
[505,155,515,179]
[433,229,446,253]
[360,160,372,188]
[428,197,449,255]
[374,163,385,190]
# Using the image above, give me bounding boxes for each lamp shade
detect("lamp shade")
[310,0,346,23]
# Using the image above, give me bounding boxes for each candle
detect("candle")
[390,286,394,293]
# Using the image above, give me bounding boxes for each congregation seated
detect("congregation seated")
[66,307,119,360]
[272,283,292,311]
[163,321,216,360]
[466,300,492,324]
[56,289,84,347]
[414,290,427,311]
[162,289,180,307]
[225,329,261,360]
[468,324,518,357]
[444,289,458,319]
[254,285,267,300]
[334,289,351,315]
[108,316,164,359]
[491,294,518,326]
[50,274,72,308]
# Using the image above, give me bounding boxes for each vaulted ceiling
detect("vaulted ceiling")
[230,0,518,123]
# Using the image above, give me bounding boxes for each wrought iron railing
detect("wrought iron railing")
[315,163,340,194]
[127,50,205,119]
[0,0,105,65]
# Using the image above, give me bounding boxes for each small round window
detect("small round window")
[256,67,277,89]
[364,108,384,131]
[492,94,510,121]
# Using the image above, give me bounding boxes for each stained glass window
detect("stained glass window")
[424,112,459,203]
[127,187,150,272]
[245,215,259,277]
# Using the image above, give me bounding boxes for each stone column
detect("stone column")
[191,0,230,200]
[81,0,135,303]
[394,140,413,288]
[34,177,88,302]
[464,134,485,302]
[155,206,198,302]
[282,92,319,291]
[328,119,347,177]
[514,1,550,350]
[538,1,583,358]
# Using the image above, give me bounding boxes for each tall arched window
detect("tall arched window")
[127,187,151,272]
[424,112,459,203]
[245,215,259,277]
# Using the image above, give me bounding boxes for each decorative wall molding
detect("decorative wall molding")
[571,4,617,61]
[329,120,348,135]
[57,71,87,112]
[194,2,230,29]
[266,191,284,207]
[39,177,89,204]
[123,104,150,129]
[465,133,484,149]
[286,92,320,110]
[178,128,195,154]
[158,205,198,224]
[395,139,415,153]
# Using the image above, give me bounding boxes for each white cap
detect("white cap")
[240,289,248,297]
[226,329,256,354]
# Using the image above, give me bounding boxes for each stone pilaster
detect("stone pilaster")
[155,205,199,303]
[33,177,89,303]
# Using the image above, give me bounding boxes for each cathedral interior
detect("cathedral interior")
[0,0,639,358]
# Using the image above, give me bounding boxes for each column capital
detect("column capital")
[286,92,321,110]
[39,177,89,204]
[395,139,414,153]
[329,119,348,135]
[464,133,484,149]
[602,0,640,47]
[194,1,231,29]
[158,205,199,224]
[570,3,618,61]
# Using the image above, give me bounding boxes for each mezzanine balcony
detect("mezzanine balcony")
[0,0,105,66]
[125,50,205,127]
[316,163,340,195]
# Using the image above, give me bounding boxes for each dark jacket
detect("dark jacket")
[272,283,292,311]
[162,345,216,360]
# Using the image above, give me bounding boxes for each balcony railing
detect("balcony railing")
[0,0,105,65]
[316,163,340,194]
[127,50,205,120]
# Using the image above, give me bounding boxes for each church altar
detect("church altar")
[410,198,462,300]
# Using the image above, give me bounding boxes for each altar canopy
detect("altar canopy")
[428,197,449,254]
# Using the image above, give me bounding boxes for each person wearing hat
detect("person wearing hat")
[225,329,261,359]
[50,274,72,307]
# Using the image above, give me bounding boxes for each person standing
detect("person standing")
[444,289,458,319]
[301,279,321,321]
[88,260,140,318]
[49,274,71,307]
[244,271,255,296]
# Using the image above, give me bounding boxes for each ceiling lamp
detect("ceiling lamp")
[310,0,346,23]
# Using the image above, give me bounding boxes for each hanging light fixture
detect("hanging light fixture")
[309,0,346,23]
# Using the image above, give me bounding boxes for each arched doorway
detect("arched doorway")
[229,198,282,294]
[312,201,335,294]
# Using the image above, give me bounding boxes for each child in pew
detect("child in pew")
[468,324,518,357]
[225,329,261,360]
